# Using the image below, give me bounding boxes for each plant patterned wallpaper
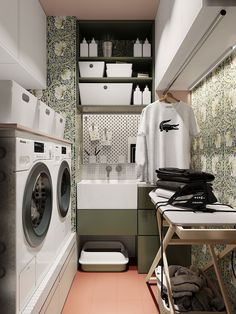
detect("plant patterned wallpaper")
[30,16,78,231]
[191,52,236,309]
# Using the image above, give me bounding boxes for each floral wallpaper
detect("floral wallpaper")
[191,51,236,309]
[30,16,78,231]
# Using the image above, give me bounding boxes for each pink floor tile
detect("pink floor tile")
[62,267,160,314]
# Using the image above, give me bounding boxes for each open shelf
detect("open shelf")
[78,57,152,63]
[77,20,155,112]
[77,105,146,114]
[78,77,152,83]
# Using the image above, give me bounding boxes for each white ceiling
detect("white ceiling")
[39,0,159,20]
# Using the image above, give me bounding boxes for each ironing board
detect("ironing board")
[146,191,236,314]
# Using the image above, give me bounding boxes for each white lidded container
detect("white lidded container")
[89,38,98,57]
[142,85,151,105]
[106,63,132,77]
[52,112,66,139]
[79,61,105,77]
[133,85,142,105]
[79,83,133,105]
[80,38,89,57]
[133,38,142,57]
[0,80,37,129]
[35,100,54,135]
[142,38,151,57]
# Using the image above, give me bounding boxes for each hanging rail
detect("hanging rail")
[163,9,227,93]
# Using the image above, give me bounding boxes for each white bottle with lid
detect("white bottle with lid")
[142,86,151,105]
[133,85,142,105]
[142,38,151,57]
[133,38,142,57]
[89,38,98,57]
[80,38,88,57]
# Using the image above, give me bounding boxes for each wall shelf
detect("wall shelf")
[78,57,152,63]
[77,105,146,114]
[77,20,155,111]
[78,77,152,83]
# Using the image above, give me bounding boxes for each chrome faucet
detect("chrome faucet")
[105,165,112,180]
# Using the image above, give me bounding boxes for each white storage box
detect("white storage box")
[106,63,132,77]
[79,83,133,105]
[79,61,105,77]
[35,100,54,135]
[0,80,37,129]
[79,241,129,272]
[52,112,66,139]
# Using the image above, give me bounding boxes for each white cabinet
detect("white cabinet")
[155,0,236,90]
[40,244,77,314]
[0,0,46,89]
[0,0,18,62]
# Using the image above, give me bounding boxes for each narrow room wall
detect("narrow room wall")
[191,52,236,308]
[30,16,78,230]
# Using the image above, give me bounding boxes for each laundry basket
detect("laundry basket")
[79,241,129,272]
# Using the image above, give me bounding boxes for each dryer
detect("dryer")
[0,136,54,313]
[52,143,72,253]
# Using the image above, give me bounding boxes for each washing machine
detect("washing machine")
[51,142,72,253]
[0,136,55,313]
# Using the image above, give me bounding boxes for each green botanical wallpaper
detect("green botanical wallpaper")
[191,52,236,309]
[30,16,77,231]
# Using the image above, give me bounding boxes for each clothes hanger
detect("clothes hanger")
[159,93,171,103]
[159,91,180,103]
[166,91,180,102]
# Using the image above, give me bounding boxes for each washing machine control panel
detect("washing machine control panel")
[61,145,71,158]
[34,142,44,153]
[34,141,52,160]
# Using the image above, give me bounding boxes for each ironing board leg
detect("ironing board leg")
[202,245,236,272]
[208,244,233,314]
[146,223,175,282]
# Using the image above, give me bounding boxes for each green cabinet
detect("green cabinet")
[137,186,191,273]
[138,210,158,235]
[77,209,137,236]
[137,236,159,273]
[138,186,155,210]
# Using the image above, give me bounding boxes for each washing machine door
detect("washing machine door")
[57,160,71,217]
[23,162,53,247]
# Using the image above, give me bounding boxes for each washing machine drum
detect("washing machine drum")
[57,160,71,218]
[23,162,53,248]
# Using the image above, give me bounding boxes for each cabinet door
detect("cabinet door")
[77,209,137,235]
[18,0,47,88]
[59,245,77,312]
[138,236,191,274]
[137,235,159,273]
[0,0,18,62]
[40,277,60,314]
[138,210,158,235]
[138,186,155,210]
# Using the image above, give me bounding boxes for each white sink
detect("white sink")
[77,180,138,209]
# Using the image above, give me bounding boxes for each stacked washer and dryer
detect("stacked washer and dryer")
[51,142,72,252]
[0,81,76,314]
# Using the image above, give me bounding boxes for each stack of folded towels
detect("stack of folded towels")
[155,265,225,312]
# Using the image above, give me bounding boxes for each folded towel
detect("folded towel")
[156,264,225,312]
[191,287,213,311]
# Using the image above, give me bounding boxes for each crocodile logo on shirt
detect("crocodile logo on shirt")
[159,119,179,132]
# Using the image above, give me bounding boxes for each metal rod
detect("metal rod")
[164,9,226,93]
[189,44,236,90]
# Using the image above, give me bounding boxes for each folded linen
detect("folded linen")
[156,168,215,182]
